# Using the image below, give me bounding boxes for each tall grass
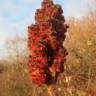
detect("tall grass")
[0,12,96,96]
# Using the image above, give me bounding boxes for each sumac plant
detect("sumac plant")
[28,0,68,86]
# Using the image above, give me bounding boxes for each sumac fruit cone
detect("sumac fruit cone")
[28,0,68,86]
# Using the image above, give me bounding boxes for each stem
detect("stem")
[47,85,53,96]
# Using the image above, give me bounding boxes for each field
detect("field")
[0,13,96,96]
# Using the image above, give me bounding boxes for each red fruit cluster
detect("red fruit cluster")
[28,0,68,86]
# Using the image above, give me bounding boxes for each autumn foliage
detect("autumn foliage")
[28,0,68,86]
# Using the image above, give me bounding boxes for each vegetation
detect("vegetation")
[28,0,68,87]
[0,9,96,96]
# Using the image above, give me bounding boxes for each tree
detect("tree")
[28,0,68,87]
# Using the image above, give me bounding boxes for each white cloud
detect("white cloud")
[0,17,10,49]
[62,0,96,17]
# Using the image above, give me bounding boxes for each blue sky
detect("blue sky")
[0,0,96,50]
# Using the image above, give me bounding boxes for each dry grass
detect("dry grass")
[0,12,96,96]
